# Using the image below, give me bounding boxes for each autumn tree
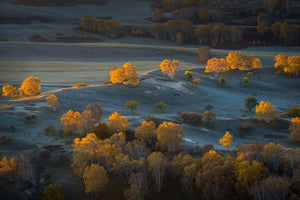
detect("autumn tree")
[226,51,244,70]
[234,160,264,194]
[160,59,179,78]
[198,47,211,62]
[125,100,139,111]
[240,55,262,71]
[274,54,288,71]
[46,94,58,112]
[242,77,249,86]
[83,164,108,197]
[256,101,277,123]
[125,172,145,200]
[219,131,233,147]
[192,78,201,88]
[182,164,197,199]
[42,184,64,200]
[154,101,167,111]
[205,58,229,73]
[135,121,157,145]
[110,63,139,86]
[235,142,264,163]
[157,122,185,151]
[112,153,137,182]
[170,153,196,179]
[147,151,169,192]
[0,156,20,181]
[290,117,300,142]
[81,15,95,32]
[185,71,193,80]
[285,56,300,76]
[244,97,258,111]
[60,110,85,135]
[19,76,41,96]
[125,140,151,160]
[2,85,17,97]
[86,102,103,121]
[259,175,290,200]
[263,142,285,172]
[152,9,164,22]
[108,112,129,133]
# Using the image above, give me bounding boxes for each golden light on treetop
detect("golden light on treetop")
[109,62,139,86]
[255,101,277,123]
[205,58,229,73]
[160,59,179,78]
[108,112,129,133]
[226,51,244,70]
[19,76,41,96]
[219,131,233,147]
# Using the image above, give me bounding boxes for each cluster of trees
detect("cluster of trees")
[271,22,300,43]
[2,76,41,97]
[149,20,194,43]
[160,59,179,78]
[81,16,122,39]
[110,63,139,86]
[274,54,300,76]
[179,111,216,127]
[194,23,243,45]
[60,103,103,135]
[205,51,262,73]
[71,114,188,198]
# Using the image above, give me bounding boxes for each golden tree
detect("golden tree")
[122,62,139,86]
[60,110,85,135]
[219,131,233,147]
[263,142,285,172]
[285,56,300,76]
[192,78,201,88]
[182,164,197,199]
[255,101,277,123]
[0,156,19,181]
[83,164,108,197]
[108,112,129,133]
[157,122,185,151]
[147,151,169,193]
[226,51,244,70]
[46,94,58,112]
[170,153,196,178]
[274,54,288,70]
[110,67,125,84]
[19,76,41,96]
[160,59,179,78]
[2,85,17,97]
[135,121,157,144]
[205,58,229,73]
[290,117,300,142]
[198,47,211,62]
[240,55,262,71]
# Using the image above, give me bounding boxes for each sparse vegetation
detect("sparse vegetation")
[185,71,193,80]
[219,76,227,87]
[24,113,36,122]
[125,100,139,111]
[244,97,258,111]
[72,82,87,87]
[154,101,167,111]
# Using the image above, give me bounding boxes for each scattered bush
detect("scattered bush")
[73,82,87,87]
[145,116,163,128]
[185,71,194,80]
[219,76,227,87]
[154,101,167,111]
[244,97,258,111]
[192,78,201,88]
[125,100,139,111]
[24,113,36,122]
[203,111,216,127]
[179,112,202,125]
[287,107,300,118]
[44,124,56,135]
[239,121,251,131]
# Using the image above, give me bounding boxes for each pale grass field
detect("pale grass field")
[0,60,200,86]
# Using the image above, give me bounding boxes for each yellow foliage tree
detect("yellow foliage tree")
[219,131,233,147]
[290,117,300,142]
[255,101,277,123]
[157,122,185,151]
[19,76,41,96]
[192,78,201,88]
[285,56,300,76]
[83,164,108,197]
[274,54,288,70]
[205,58,229,73]
[135,121,157,144]
[239,55,262,71]
[226,51,244,70]
[108,112,129,133]
[0,156,19,181]
[147,151,169,193]
[46,94,58,112]
[60,110,85,135]
[160,59,179,78]
[110,63,139,86]
[2,85,17,97]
